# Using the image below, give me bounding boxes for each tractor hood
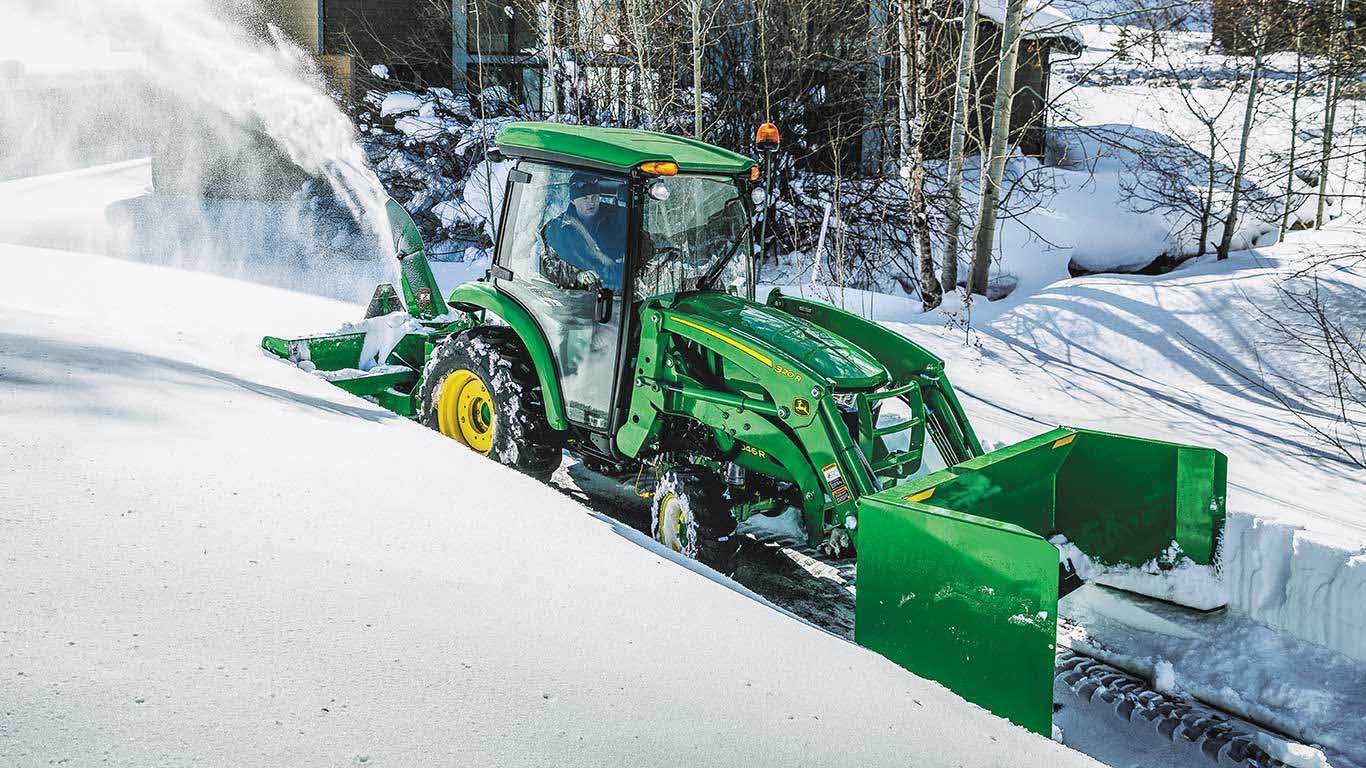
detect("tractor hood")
[670,293,889,389]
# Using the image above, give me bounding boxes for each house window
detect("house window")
[467,63,544,111]
[466,0,539,54]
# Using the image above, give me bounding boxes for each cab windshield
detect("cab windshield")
[635,175,751,300]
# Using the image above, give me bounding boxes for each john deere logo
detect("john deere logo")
[793,398,811,416]
[416,287,432,307]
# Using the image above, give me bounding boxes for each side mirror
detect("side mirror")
[595,287,614,323]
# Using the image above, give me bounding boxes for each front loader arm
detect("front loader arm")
[616,293,991,546]
[618,298,881,545]
[767,289,984,461]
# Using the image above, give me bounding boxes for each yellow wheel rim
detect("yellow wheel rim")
[435,369,495,455]
[656,492,686,553]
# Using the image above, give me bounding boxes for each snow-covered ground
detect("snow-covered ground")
[11,153,1363,768]
[0,236,1103,766]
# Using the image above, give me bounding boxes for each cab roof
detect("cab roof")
[495,122,756,176]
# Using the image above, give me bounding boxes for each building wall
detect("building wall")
[260,0,321,53]
[323,0,453,87]
[921,18,1057,161]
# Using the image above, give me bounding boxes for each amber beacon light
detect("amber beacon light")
[755,122,781,151]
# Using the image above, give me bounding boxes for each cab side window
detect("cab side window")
[493,161,629,431]
[498,163,627,293]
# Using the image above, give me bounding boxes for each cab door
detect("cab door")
[492,161,627,432]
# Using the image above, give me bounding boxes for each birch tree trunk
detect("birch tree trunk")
[1281,30,1303,235]
[758,0,771,120]
[1317,75,1339,226]
[905,0,939,309]
[543,1,559,118]
[942,0,979,293]
[897,0,912,164]
[1317,0,1348,227]
[968,0,1026,297]
[1217,38,1264,260]
[691,0,703,139]
[625,0,654,124]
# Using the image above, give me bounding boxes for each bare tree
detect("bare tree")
[900,0,940,309]
[1216,4,1267,260]
[1239,251,1366,468]
[1280,14,1305,235]
[941,0,978,292]
[968,0,1026,297]
[1316,0,1349,226]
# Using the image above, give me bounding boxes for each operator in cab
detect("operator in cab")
[540,173,626,291]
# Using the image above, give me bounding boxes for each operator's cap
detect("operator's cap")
[569,173,599,199]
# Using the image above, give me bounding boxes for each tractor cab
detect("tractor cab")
[489,123,758,446]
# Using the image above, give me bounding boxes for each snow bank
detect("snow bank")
[0,242,1097,766]
[1222,515,1366,663]
[772,125,1282,312]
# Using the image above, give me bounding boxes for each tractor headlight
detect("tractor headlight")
[751,187,766,206]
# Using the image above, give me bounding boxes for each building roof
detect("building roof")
[496,122,757,175]
[979,0,1085,52]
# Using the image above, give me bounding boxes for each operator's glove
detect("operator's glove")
[576,270,601,290]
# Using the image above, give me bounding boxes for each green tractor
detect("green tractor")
[264,122,1226,736]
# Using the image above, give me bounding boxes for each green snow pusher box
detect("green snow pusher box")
[854,427,1226,735]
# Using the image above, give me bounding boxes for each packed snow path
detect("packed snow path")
[0,243,1099,767]
[552,459,1361,768]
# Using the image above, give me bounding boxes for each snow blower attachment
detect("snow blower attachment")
[262,122,1227,738]
[260,199,446,415]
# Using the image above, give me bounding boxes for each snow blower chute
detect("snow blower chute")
[263,122,1227,736]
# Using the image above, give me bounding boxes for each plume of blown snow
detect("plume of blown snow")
[0,0,397,301]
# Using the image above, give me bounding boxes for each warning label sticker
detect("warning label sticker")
[822,462,851,504]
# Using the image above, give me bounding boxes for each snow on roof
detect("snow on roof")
[978,0,1086,51]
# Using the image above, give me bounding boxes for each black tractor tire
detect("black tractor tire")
[418,326,563,480]
[649,468,738,571]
